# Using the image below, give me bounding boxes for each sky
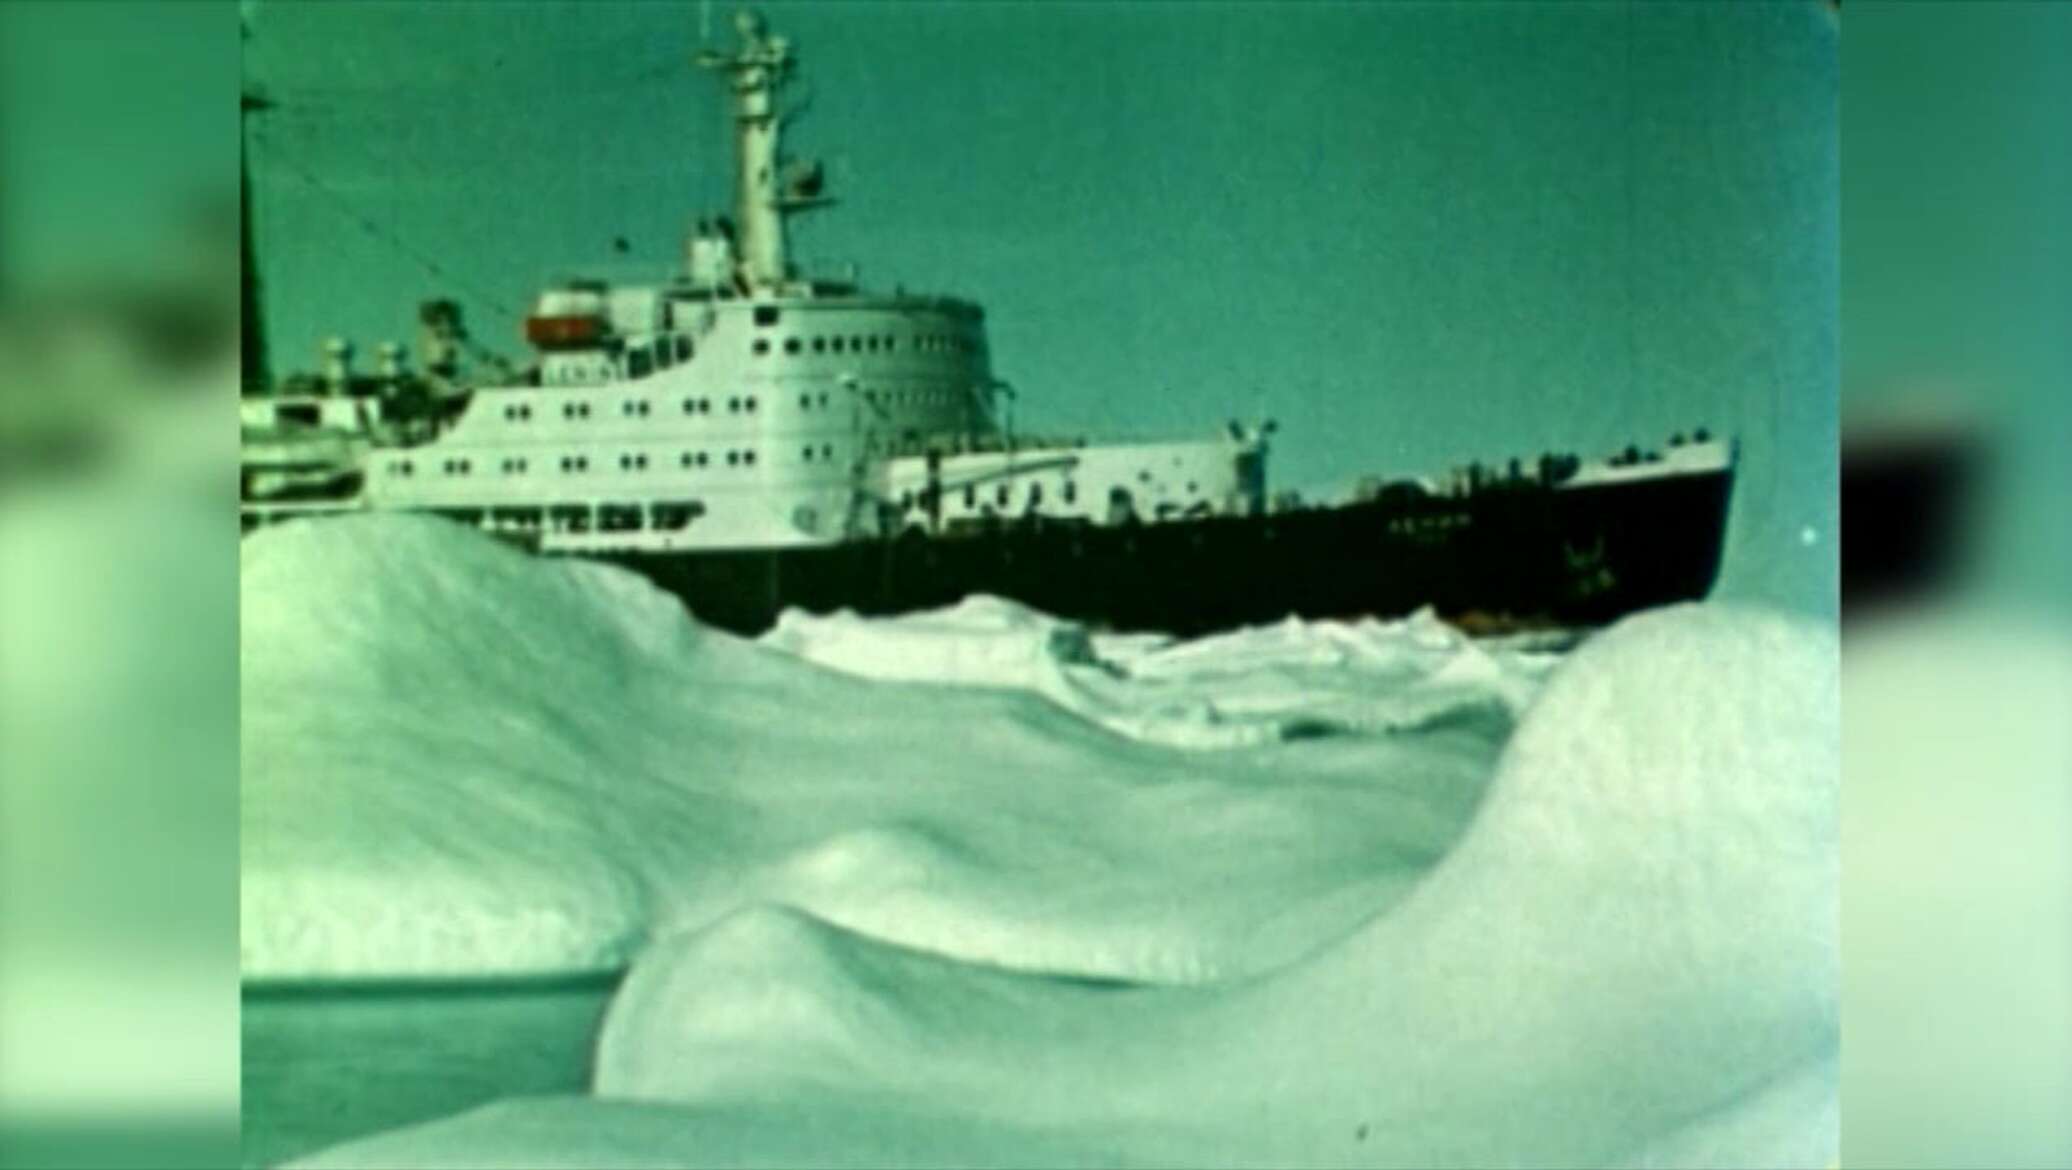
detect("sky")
[241,0,1836,613]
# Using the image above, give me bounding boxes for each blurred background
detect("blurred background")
[1840,3,2071,1167]
[0,2,239,1167]
[0,0,2063,1166]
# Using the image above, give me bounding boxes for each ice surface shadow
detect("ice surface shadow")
[242,974,623,1169]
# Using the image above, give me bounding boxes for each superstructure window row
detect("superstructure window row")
[752,331,973,358]
[480,500,705,535]
[498,394,774,421]
[389,449,764,478]
[679,395,758,414]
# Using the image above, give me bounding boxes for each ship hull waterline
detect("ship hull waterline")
[556,468,1735,637]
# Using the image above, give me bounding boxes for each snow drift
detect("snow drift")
[243,516,1520,983]
[244,516,1836,1167]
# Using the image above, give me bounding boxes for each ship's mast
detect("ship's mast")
[240,3,276,394]
[696,10,823,293]
[241,85,274,394]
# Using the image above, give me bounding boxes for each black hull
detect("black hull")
[590,469,1735,637]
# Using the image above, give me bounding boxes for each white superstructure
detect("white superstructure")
[239,11,1268,552]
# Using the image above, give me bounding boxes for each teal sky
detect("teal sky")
[245,1,1836,613]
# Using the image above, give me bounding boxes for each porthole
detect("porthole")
[783,338,801,355]
[743,450,757,466]
[811,337,826,354]
[745,396,757,413]
[726,451,738,467]
[727,397,740,413]
[831,337,845,353]
[799,393,812,409]
[751,339,770,356]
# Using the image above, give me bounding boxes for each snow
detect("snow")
[242,516,1517,983]
[762,596,1563,748]
[243,516,1836,1167]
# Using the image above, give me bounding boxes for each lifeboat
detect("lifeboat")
[524,312,606,349]
[526,283,611,349]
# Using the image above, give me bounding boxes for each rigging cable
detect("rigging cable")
[251,128,522,327]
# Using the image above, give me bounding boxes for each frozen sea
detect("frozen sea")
[240,515,1837,1168]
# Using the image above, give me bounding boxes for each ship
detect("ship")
[238,9,1736,638]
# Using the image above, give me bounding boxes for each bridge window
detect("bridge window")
[598,504,643,532]
[652,501,704,531]
[627,349,652,379]
[491,506,542,528]
[754,305,780,327]
[549,504,590,532]
[675,336,692,362]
